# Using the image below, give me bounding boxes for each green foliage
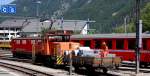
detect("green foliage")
[141,2,150,32]
[115,2,150,33]
[40,27,49,37]
[114,23,135,33]
[63,0,134,33]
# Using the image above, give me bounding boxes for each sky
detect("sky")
[0,0,14,5]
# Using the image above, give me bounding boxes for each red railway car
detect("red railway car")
[71,33,150,67]
[11,37,42,58]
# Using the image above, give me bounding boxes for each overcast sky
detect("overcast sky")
[0,0,14,5]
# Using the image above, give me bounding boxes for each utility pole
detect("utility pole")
[36,1,41,17]
[69,43,72,75]
[61,17,64,30]
[135,0,140,74]
[124,16,127,33]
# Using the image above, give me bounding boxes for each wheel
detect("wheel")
[102,68,108,74]
[86,67,95,74]
[74,66,80,72]
[143,63,148,68]
[115,65,119,70]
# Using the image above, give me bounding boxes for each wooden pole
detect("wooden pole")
[32,43,36,63]
[69,43,72,75]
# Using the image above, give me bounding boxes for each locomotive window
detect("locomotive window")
[16,40,20,44]
[116,39,124,49]
[22,40,26,44]
[49,35,70,42]
[31,40,35,44]
[38,40,42,42]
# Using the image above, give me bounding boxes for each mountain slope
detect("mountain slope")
[1,0,141,33]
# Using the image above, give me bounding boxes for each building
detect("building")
[0,18,90,38]
[0,19,29,40]
[21,19,89,36]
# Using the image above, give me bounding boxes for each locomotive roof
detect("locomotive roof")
[71,33,150,39]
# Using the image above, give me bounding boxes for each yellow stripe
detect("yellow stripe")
[56,56,63,64]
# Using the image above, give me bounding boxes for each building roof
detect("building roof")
[0,19,87,33]
[22,19,87,33]
[0,19,33,28]
[52,20,87,30]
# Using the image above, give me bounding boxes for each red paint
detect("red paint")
[124,39,128,50]
[90,40,95,49]
[79,40,85,46]
[147,39,150,50]
[112,39,116,49]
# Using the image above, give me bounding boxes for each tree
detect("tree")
[141,2,150,32]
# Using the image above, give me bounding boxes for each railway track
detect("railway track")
[1,50,150,76]
[0,61,52,76]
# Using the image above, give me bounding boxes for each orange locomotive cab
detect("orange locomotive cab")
[41,31,80,65]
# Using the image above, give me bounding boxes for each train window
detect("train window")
[116,39,124,49]
[16,40,20,44]
[143,39,147,50]
[106,40,112,49]
[128,39,135,50]
[95,40,100,49]
[84,40,91,47]
[22,40,26,44]
[31,40,35,44]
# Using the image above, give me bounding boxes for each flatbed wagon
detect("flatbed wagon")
[65,55,122,73]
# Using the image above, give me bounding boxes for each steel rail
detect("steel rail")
[0,61,52,76]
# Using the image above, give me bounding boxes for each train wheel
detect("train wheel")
[74,66,80,72]
[143,63,148,68]
[102,68,108,74]
[115,65,119,70]
[12,53,16,58]
[86,67,95,74]
[140,62,148,68]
